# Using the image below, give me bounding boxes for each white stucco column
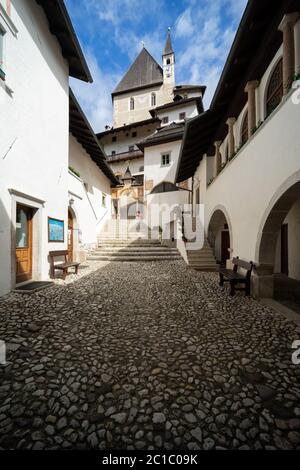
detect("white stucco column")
[244,80,259,138]
[278,12,299,94]
[214,141,222,177]
[226,117,236,159]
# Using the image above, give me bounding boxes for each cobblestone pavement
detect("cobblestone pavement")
[1,260,300,450]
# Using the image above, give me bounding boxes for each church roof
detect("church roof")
[112,48,163,96]
[163,29,174,56]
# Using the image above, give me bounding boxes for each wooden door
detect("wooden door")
[281,224,289,275]
[221,231,230,265]
[68,210,73,262]
[16,204,33,284]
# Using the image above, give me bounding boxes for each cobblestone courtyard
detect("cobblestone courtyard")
[1,260,300,450]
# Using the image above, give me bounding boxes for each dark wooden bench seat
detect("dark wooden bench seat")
[49,250,80,280]
[219,257,254,296]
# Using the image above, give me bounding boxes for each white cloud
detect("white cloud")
[175,9,194,38]
[70,50,121,132]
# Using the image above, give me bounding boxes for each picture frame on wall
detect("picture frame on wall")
[48,217,64,242]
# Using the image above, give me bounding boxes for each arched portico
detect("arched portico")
[254,171,300,298]
[207,205,233,266]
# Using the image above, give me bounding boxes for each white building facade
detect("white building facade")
[176,0,300,300]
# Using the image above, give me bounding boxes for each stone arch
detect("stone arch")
[254,170,300,298]
[256,170,300,266]
[207,205,233,265]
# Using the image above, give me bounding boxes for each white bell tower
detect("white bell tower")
[162,28,175,102]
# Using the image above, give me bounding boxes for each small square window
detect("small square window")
[111,150,116,156]
[162,117,169,124]
[132,132,137,138]
[179,112,186,120]
[129,145,134,152]
[112,136,117,143]
[102,193,107,207]
[161,154,170,166]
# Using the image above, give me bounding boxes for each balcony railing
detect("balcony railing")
[106,149,143,163]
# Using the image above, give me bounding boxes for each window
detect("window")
[130,97,135,110]
[139,166,144,172]
[151,92,156,107]
[166,58,171,65]
[162,116,169,124]
[184,94,188,99]
[132,131,137,138]
[266,58,283,117]
[102,193,107,208]
[111,150,116,156]
[179,112,186,120]
[240,110,248,145]
[161,154,170,166]
[128,145,134,152]
[112,136,117,143]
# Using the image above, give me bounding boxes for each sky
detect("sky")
[66,0,248,132]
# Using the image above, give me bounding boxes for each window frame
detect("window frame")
[240,109,248,146]
[151,92,156,107]
[162,116,169,125]
[265,58,283,118]
[179,112,186,120]
[129,97,135,111]
[161,153,171,167]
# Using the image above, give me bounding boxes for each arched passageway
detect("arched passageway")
[207,207,232,266]
[256,179,300,303]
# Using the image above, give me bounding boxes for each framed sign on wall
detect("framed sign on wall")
[48,217,64,242]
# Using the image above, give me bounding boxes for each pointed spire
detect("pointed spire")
[163,27,174,56]
[122,163,135,183]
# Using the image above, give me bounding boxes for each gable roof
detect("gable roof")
[69,89,119,186]
[36,0,92,83]
[137,122,184,151]
[112,48,163,96]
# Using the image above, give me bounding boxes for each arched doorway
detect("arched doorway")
[208,207,232,266]
[256,177,300,303]
[68,209,74,261]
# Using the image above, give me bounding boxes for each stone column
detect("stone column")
[226,117,236,159]
[214,141,221,177]
[278,13,299,94]
[244,80,259,138]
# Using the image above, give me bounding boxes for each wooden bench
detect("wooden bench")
[49,250,80,280]
[219,257,254,296]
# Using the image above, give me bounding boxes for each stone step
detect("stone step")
[87,255,181,262]
[92,251,180,257]
[94,247,179,253]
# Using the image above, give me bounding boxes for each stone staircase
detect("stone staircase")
[88,239,181,262]
[186,239,218,271]
[87,220,181,262]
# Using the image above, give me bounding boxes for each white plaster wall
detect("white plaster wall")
[157,102,198,125]
[68,135,112,247]
[0,0,69,296]
[201,92,300,266]
[113,85,166,126]
[144,140,182,194]
[101,123,158,156]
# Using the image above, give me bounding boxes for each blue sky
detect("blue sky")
[66,0,247,132]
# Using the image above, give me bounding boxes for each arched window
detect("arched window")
[241,110,248,145]
[129,97,135,110]
[266,58,283,117]
[151,92,156,107]
[166,58,171,65]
